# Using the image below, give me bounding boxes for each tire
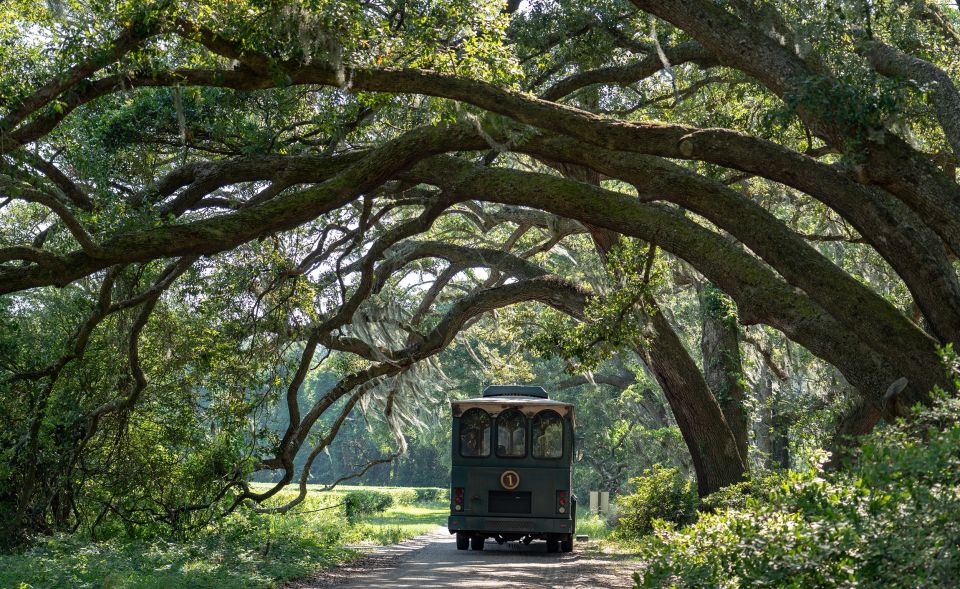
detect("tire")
[560,536,574,553]
[456,533,469,550]
[546,537,560,553]
[470,535,485,550]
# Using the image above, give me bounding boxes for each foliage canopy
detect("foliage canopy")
[1,0,959,560]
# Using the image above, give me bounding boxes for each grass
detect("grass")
[576,513,614,541]
[0,486,447,589]
[357,503,450,545]
[574,513,649,558]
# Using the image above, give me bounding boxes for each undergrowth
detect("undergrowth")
[0,486,446,589]
[621,388,960,588]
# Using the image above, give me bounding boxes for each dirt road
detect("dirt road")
[294,527,636,589]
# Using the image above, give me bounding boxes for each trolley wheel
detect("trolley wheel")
[560,535,574,553]
[546,537,560,553]
[470,535,485,550]
[456,533,469,550]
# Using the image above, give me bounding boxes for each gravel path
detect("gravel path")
[290,527,636,589]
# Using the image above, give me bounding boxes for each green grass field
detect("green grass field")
[0,485,447,589]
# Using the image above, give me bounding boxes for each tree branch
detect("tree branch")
[861,39,960,158]
[540,41,717,101]
[401,154,934,411]
[0,177,103,256]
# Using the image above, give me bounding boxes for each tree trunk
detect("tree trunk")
[697,281,749,463]
[770,404,790,470]
[753,359,791,470]
[827,395,884,467]
[754,361,774,467]
[639,296,746,496]
[582,218,745,496]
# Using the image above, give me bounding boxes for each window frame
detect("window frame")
[458,408,492,458]
[531,409,565,460]
[495,409,528,458]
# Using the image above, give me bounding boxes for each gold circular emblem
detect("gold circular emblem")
[500,470,520,490]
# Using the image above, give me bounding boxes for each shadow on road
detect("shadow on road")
[303,529,634,589]
[467,540,564,556]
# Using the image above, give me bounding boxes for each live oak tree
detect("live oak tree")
[1,0,958,541]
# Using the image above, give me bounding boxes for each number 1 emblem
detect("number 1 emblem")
[500,470,520,490]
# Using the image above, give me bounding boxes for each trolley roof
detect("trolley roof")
[482,384,548,398]
[451,395,574,419]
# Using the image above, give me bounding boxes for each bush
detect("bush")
[0,484,450,588]
[384,487,418,505]
[413,487,446,503]
[342,490,393,524]
[698,480,753,512]
[613,465,697,540]
[631,391,960,589]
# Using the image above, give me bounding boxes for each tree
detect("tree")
[1,0,958,538]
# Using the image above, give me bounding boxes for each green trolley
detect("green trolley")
[447,385,576,552]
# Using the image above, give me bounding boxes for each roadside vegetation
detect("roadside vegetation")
[574,514,615,543]
[0,486,446,589]
[609,379,960,588]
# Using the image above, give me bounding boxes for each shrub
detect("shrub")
[413,487,446,503]
[342,490,393,524]
[698,480,753,512]
[613,465,697,540]
[384,487,418,505]
[631,391,960,589]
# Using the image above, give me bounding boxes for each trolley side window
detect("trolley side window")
[531,410,564,459]
[459,409,492,457]
[496,409,527,458]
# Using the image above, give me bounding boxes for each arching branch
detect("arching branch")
[510,133,960,349]
[0,124,474,294]
[248,275,591,503]
[629,0,960,256]
[0,177,103,256]
[401,155,931,414]
[540,41,717,101]
[0,9,163,130]
[14,152,94,211]
[861,40,960,158]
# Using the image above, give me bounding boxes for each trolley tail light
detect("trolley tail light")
[453,487,464,511]
[557,490,568,514]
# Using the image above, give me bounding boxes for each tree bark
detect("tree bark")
[697,282,749,464]
[862,40,960,158]
[640,296,746,496]
[584,222,746,497]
